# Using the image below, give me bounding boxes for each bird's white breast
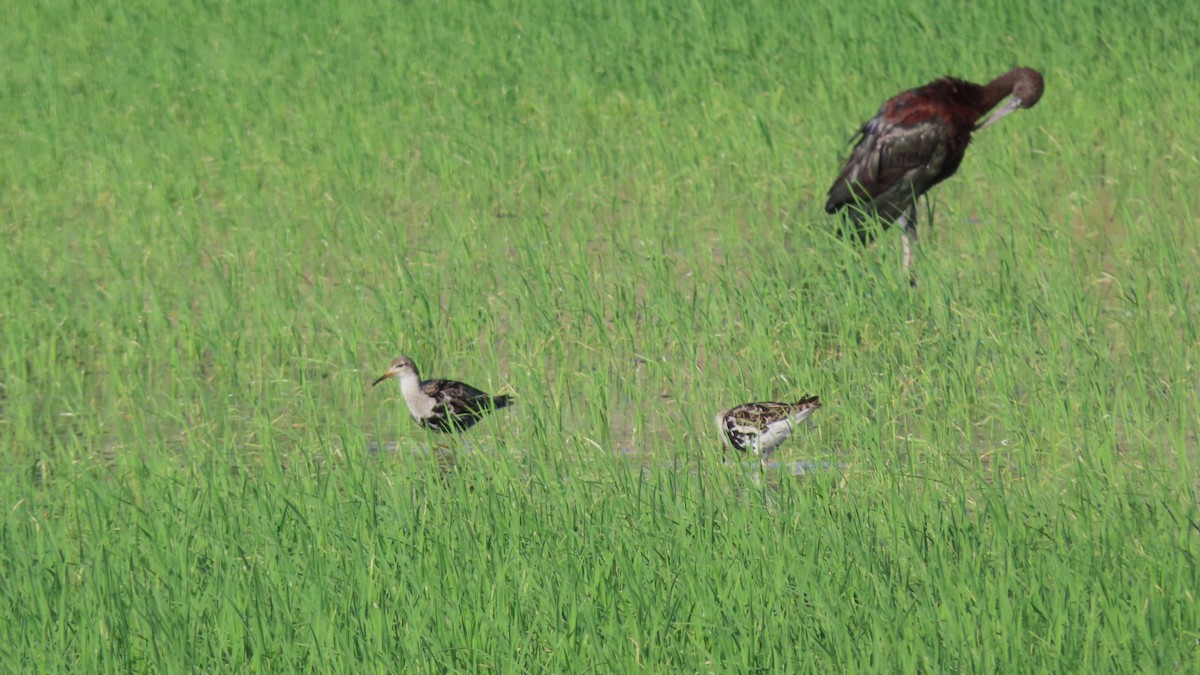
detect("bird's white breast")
[756,419,796,453]
[399,375,437,419]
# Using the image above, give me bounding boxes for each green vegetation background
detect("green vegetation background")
[2,0,1198,670]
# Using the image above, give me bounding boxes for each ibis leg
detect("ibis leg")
[899,206,919,286]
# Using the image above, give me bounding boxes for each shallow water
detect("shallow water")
[370,436,844,488]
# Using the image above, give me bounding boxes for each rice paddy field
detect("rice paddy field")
[2,0,1199,670]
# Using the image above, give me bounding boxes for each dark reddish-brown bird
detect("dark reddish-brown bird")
[825,67,1044,277]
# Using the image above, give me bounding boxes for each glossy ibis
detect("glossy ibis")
[372,356,513,433]
[825,67,1044,280]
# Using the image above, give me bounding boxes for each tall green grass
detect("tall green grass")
[2,0,1198,670]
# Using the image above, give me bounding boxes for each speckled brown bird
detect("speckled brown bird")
[716,396,822,460]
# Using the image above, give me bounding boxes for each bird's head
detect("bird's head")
[1010,68,1045,109]
[977,67,1044,130]
[372,355,420,386]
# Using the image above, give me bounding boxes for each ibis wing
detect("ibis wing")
[826,112,952,216]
